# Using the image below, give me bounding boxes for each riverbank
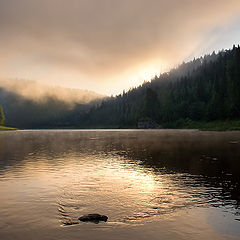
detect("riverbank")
[0,126,18,131]
[81,119,240,131]
[163,119,240,131]
[9,119,240,131]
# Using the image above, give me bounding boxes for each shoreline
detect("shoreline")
[4,119,240,131]
[0,126,18,131]
[163,119,240,131]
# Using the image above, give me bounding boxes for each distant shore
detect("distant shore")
[79,119,240,131]
[4,119,240,131]
[163,119,240,131]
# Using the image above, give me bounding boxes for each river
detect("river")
[0,130,239,240]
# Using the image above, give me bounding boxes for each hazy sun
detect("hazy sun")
[124,60,169,91]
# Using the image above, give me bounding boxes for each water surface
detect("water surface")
[0,130,240,240]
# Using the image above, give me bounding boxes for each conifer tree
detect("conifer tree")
[0,106,5,126]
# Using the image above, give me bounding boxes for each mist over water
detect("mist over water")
[0,130,239,240]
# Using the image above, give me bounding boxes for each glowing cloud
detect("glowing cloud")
[0,0,240,95]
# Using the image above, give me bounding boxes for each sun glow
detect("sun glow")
[121,60,169,92]
[136,64,164,81]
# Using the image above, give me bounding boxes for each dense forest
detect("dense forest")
[0,45,240,129]
[77,45,240,128]
[0,82,103,128]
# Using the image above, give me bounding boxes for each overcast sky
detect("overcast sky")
[1,0,240,95]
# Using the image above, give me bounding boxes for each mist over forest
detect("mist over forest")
[79,46,240,128]
[0,45,239,129]
[0,80,104,128]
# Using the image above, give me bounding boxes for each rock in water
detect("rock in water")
[78,214,108,223]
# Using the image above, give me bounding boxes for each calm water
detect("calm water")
[0,130,240,240]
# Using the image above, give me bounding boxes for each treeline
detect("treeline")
[0,82,103,128]
[1,45,239,129]
[0,88,94,128]
[78,45,240,128]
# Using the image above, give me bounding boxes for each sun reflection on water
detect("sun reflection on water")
[0,130,239,240]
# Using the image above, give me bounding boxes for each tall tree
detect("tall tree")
[0,106,5,126]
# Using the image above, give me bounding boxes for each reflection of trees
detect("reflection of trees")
[107,131,240,215]
[0,130,239,217]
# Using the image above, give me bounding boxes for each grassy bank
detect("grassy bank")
[163,119,240,131]
[0,126,18,131]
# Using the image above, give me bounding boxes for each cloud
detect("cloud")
[0,0,240,94]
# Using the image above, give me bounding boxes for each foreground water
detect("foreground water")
[0,130,239,240]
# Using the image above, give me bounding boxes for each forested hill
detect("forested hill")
[1,45,239,129]
[0,81,104,128]
[79,45,240,128]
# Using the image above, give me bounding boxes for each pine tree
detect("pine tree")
[0,106,5,126]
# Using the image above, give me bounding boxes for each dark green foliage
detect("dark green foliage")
[0,106,5,125]
[0,89,95,129]
[1,45,240,129]
[142,88,159,120]
[80,45,240,128]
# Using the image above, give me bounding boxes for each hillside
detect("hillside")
[1,45,240,129]
[0,80,104,128]
[78,45,240,128]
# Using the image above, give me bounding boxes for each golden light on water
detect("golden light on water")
[1,131,240,239]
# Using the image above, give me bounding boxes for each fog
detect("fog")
[0,79,104,104]
[0,0,240,94]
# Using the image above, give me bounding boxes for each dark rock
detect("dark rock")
[78,214,108,223]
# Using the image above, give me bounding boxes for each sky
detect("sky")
[0,0,240,96]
